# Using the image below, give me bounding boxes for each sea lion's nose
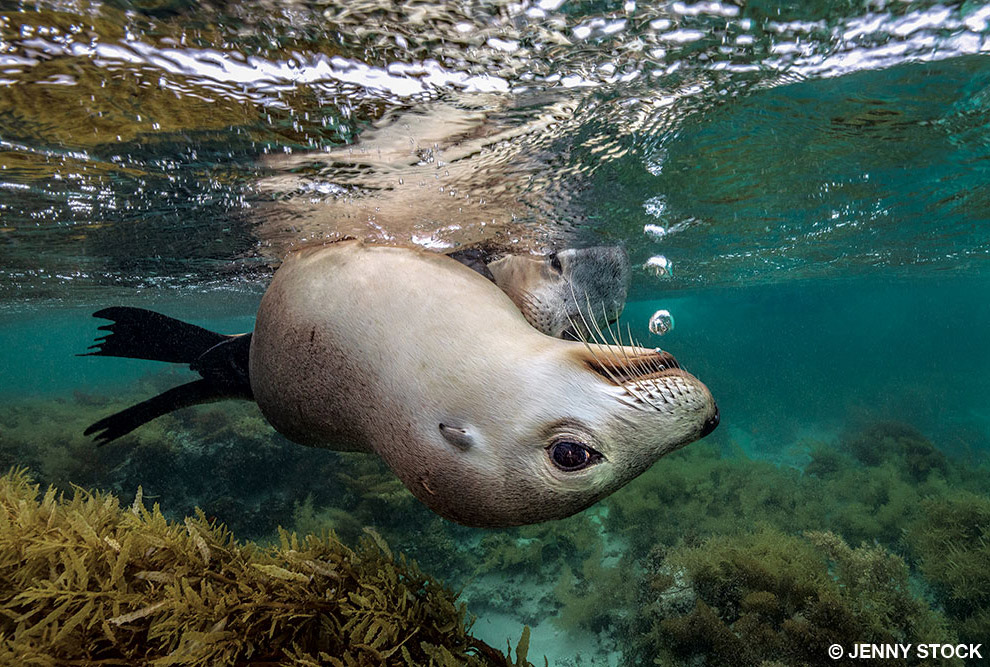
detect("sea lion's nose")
[700,405,720,437]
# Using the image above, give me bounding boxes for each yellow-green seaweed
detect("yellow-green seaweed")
[631,527,958,667]
[906,491,990,644]
[0,468,532,666]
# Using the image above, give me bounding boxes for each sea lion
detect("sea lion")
[486,247,630,339]
[449,244,630,338]
[83,241,717,527]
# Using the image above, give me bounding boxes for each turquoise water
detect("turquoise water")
[4,276,989,458]
[2,1,990,664]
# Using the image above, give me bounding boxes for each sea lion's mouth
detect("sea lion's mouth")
[579,346,705,413]
[584,348,686,385]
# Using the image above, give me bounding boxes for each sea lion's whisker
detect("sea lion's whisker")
[614,319,651,379]
[567,289,673,412]
[628,327,649,353]
[565,310,627,389]
[519,291,542,321]
[588,297,620,345]
[568,284,629,385]
[590,310,623,371]
[603,314,656,398]
[568,281,598,343]
[583,294,627,378]
[611,321,645,388]
[601,302,624,348]
[627,384,666,411]
[615,397,648,415]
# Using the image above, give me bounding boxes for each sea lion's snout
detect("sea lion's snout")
[701,405,720,437]
[567,342,717,456]
[488,245,630,339]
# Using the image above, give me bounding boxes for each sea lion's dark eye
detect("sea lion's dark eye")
[549,440,601,471]
[549,253,563,274]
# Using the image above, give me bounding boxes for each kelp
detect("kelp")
[0,468,532,666]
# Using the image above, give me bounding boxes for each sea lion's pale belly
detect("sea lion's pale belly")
[250,241,548,453]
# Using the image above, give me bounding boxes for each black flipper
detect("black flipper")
[82,307,254,445]
[82,306,227,363]
[447,247,497,282]
[84,380,221,445]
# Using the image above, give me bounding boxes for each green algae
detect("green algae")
[4,387,990,662]
[605,420,984,557]
[0,468,532,666]
[907,491,990,644]
[631,527,957,667]
[841,421,949,482]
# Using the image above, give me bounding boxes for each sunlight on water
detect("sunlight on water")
[0,0,988,302]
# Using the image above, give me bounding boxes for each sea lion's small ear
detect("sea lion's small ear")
[439,423,475,451]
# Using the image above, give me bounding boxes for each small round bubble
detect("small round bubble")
[645,254,673,278]
[649,309,674,336]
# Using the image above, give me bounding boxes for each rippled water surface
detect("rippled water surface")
[3,1,990,664]
[2,0,989,301]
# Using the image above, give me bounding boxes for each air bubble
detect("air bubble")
[649,309,674,336]
[645,254,673,278]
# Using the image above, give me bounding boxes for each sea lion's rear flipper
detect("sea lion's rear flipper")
[81,307,253,445]
[84,379,218,445]
[83,306,228,363]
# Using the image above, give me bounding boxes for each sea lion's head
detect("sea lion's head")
[487,246,630,339]
[417,339,717,528]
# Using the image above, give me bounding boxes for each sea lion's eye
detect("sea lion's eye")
[548,439,602,471]
[548,253,563,274]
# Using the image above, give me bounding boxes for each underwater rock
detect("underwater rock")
[0,468,532,666]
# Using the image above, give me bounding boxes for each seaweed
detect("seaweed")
[6,386,990,663]
[841,421,948,482]
[551,543,635,634]
[604,442,825,553]
[906,491,990,644]
[631,527,957,667]
[0,468,533,666]
[606,421,982,559]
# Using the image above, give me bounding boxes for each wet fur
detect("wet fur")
[250,240,715,526]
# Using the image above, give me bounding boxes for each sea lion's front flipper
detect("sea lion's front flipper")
[447,247,496,281]
[81,307,253,445]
